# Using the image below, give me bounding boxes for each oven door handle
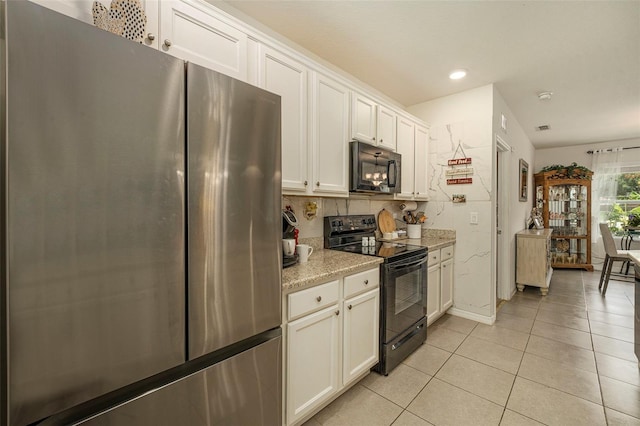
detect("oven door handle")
[391,322,425,351]
[389,257,427,270]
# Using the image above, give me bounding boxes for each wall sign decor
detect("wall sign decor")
[452,194,466,203]
[519,158,529,201]
[447,142,473,185]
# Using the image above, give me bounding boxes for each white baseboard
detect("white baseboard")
[447,307,495,325]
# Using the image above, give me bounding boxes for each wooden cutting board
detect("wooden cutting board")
[378,209,396,234]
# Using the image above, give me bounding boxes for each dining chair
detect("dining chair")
[599,223,633,295]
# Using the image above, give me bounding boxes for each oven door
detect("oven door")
[382,253,428,343]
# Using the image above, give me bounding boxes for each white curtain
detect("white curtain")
[591,148,622,242]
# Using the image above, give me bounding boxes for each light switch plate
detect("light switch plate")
[470,212,478,224]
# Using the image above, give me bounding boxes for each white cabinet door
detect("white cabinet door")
[258,45,308,192]
[377,105,397,151]
[441,258,454,312]
[160,0,247,80]
[287,305,340,424]
[414,125,429,200]
[396,116,415,199]
[342,289,379,386]
[351,92,377,144]
[427,263,441,325]
[311,72,349,196]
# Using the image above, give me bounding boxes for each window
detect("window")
[602,165,640,235]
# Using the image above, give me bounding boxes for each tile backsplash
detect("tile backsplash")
[282,195,429,239]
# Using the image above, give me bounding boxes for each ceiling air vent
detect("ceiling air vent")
[536,125,551,131]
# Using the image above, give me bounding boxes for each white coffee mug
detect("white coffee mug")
[295,244,314,263]
[282,239,296,256]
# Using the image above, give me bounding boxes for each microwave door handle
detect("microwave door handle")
[387,160,396,187]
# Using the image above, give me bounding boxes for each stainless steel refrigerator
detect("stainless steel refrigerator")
[0,2,282,425]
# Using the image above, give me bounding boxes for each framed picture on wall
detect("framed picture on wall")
[519,159,529,202]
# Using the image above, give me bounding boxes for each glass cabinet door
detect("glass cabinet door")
[548,184,588,265]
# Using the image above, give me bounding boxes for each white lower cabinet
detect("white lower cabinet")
[343,289,379,386]
[426,263,441,325]
[287,305,340,423]
[284,267,380,425]
[426,244,455,326]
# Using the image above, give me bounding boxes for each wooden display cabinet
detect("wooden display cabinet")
[534,169,593,271]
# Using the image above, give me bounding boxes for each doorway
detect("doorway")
[496,135,512,302]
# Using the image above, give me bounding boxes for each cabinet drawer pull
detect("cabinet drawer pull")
[316,296,322,302]
[364,279,368,285]
[348,305,353,310]
[335,310,340,316]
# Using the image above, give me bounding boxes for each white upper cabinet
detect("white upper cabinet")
[394,116,429,201]
[351,92,397,151]
[159,0,247,80]
[396,116,416,199]
[414,124,429,200]
[376,105,397,151]
[257,45,308,192]
[351,93,377,145]
[310,72,350,196]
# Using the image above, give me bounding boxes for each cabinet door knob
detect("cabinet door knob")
[380,138,383,143]
[304,180,308,186]
[316,296,322,302]
[348,304,353,310]
[364,279,368,285]
[316,181,320,186]
[335,310,340,316]
[147,32,155,41]
[164,39,172,47]
[372,137,376,141]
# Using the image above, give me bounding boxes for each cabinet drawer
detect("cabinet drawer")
[344,268,379,299]
[428,249,441,266]
[441,245,454,261]
[288,280,340,321]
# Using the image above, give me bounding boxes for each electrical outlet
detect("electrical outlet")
[470,212,478,224]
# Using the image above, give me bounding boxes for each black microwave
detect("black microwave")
[350,141,401,194]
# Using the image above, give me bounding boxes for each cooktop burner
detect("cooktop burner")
[324,214,427,262]
[331,241,425,259]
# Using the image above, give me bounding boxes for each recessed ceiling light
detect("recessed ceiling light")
[449,69,467,80]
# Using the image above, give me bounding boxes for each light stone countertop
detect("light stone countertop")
[282,248,383,292]
[281,235,455,292]
[411,237,456,251]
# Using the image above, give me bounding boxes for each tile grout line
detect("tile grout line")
[582,270,609,425]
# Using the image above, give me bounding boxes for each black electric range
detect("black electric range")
[324,214,429,376]
[323,215,426,261]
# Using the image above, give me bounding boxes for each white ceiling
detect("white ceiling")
[218,0,640,149]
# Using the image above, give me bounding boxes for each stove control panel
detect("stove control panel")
[324,215,378,248]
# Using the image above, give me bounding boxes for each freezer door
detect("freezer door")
[79,336,282,426]
[4,3,186,424]
[187,64,282,358]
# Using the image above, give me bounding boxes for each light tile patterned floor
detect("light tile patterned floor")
[303,270,640,425]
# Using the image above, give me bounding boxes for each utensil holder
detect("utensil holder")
[407,224,421,239]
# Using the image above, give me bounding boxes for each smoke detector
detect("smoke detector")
[536,125,551,131]
[537,91,553,101]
